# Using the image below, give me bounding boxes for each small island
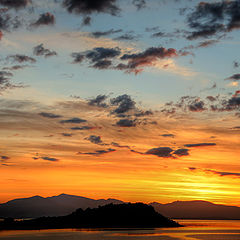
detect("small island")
[0,203,180,230]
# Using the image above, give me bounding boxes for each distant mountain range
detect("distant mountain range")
[150,201,240,220]
[0,194,240,220]
[0,194,124,218]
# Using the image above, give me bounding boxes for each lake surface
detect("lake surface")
[0,220,240,240]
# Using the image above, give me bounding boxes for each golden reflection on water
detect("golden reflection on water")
[0,220,240,240]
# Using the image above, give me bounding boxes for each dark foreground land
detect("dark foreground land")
[0,203,180,230]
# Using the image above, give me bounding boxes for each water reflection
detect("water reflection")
[0,220,239,240]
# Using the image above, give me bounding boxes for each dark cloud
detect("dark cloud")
[71,53,85,64]
[161,134,175,138]
[116,119,136,127]
[189,100,205,112]
[145,147,173,158]
[60,117,87,124]
[86,135,103,144]
[206,96,217,102]
[206,169,240,178]
[145,26,160,32]
[39,112,62,118]
[7,54,36,63]
[114,33,139,41]
[31,12,55,27]
[0,0,30,9]
[184,143,216,147]
[78,148,116,156]
[173,148,189,156]
[233,61,239,68]
[82,16,91,25]
[33,44,57,58]
[1,155,10,160]
[2,65,29,71]
[71,46,179,74]
[111,142,130,149]
[41,156,59,162]
[132,0,146,10]
[120,47,178,74]
[71,126,95,130]
[189,167,197,171]
[62,0,120,16]
[88,94,108,108]
[92,59,112,69]
[0,71,13,83]
[71,47,121,69]
[0,11,21,31]
[225,73,240,81]
[91,28,122,38]
[0,71,24,93]
[186,1,240,40]
[61,133,73,137]
[110,94,136,115]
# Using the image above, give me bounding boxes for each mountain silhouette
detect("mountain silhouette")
[0,194,124,218]
[0,203,180,230]
[150,200,240,220]
[1,194,240,220]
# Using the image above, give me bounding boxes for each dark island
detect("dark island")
[0,203,180,230]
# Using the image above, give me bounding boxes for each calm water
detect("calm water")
[0,220,240,240]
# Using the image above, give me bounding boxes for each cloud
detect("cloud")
[33,44,57,58]
[86,135,103,144]
[189,167,240,178]
[111,142,130,149]
[82,16,91,26]
[186,1,240,39]
[2,65,29,71]
[206,169,240,178]
[0,0,30,9]
[161,134,175,138]
[114,33,139,41]
[110,94,136,115]
[116,119,136,127]
[120,47,178,74]
[0,71,13,83]
[7,54,36,63]
[91,28,122,38]
[188,100,205,112]
[233,61,239,68]
[71,126,95,130]
[132,0,146,10]
[41,156,59,162]
[88,94,108,108]
[30,12,55,28]
[61,133,73,137]
[60,117,87,124]
[173,148,189,156]
[1,155,10,161]
[39,112,62,118]
[62,0,120,16]
[0,71,24,93]
[145,147,174,158]
[225,74,240,81]
[72,47,121,64]
[78,148,116,156]
[184,143,216,147]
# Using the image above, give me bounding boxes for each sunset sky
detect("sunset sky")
[0,0,240,206]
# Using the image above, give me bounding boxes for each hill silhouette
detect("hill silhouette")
[0,203,180,230]
[0,194,123,218]
[150,200,240,220]
[1,194,240,220]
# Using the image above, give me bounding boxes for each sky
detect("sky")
[0,0,240,206]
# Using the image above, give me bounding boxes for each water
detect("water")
[0,220,239,240]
